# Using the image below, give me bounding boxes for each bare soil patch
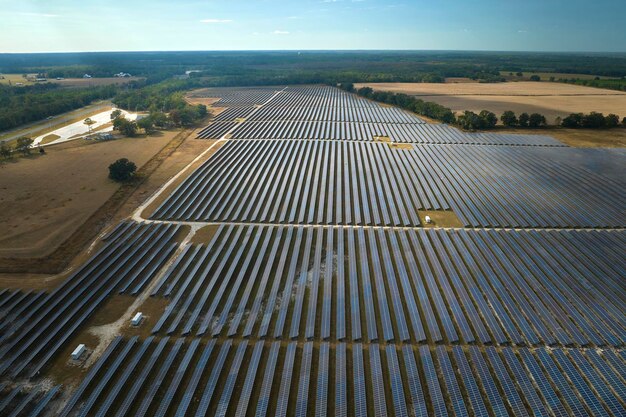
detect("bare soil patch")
[418,210,464,228]
[357,82,626,125]
[0,134,172,259]
[190,224,221,244]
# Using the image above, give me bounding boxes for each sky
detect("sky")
[1,0,625,53]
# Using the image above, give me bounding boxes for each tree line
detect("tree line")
[0,83,118,131]
[339,83,456,124]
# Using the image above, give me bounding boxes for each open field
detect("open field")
[0,134,174,259]
[357,82,626,124]
[0,85,624,417]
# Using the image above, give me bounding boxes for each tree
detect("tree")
[529,75,541,81]
[528,113,547,128]
[357,87,374,98]
[562,113,583,128]
[137,116,155,134]
[500,110,518,127]
[581,112,606,129]
[479,110,497,128]
[605,113,620,128]
[15,137,34,155]
[457,111,484,131]
[113,116,138,137]
[84,117,96,134]
[108,158,137,182]
[0,143,11,159]
[518,112,530,128]
[110,109,122,120]
[149,111,169,128]
[622,117,626,127]
[516,72,523,77]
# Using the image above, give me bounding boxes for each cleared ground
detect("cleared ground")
[0,74,141,87]
[0,133,174,259]
[357,81,626,124]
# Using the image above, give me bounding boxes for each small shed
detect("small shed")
[71,344,86,360]
[131,312,144,326]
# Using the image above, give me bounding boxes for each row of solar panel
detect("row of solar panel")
[0,383,61,417]
[152,140,624,228]
[197,120,562,146]
[0,221,181,378]
[151,225,625,347]
[60,337,626,417]
[214,105,425,124]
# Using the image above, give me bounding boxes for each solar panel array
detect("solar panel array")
[0,383,61,416]
[2,85,625,416]
[196,85,565,145]
[152,140,625,228]
[58,338,626,417]
[149,225,625,347]
[0,221,181,379]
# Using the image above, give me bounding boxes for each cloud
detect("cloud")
[18,12,59,18]
[518,30,528,33]
[199,19,233,24]
[273,30,290,35]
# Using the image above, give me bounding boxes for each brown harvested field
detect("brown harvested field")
[357,82,626,124]
[0,133,173,259]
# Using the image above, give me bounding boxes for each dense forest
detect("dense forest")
[1,51,625,131]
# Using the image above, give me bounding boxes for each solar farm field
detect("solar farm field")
[0,85,624,416]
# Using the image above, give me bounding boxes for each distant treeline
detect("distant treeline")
[559,78,626,92]
[0,83,118,131]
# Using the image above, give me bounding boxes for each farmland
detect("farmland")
[357,81,626,125]
[0,85,624,416]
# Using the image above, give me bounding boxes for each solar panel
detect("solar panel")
[419,346,448,417]
[436,345,468,417]
[95,336,154,417]
[485,347,529,417]
[551,348,610,417]
[568,349,624,417]
[518,348,570,417]
[77,337,138,417]
[174,340,216,417]
[255,342,280,417]
[452,347,489,417]
[195,340,232,417]
[501,348,549,417]
[295,342,314,417]
[335,343,348,417]
[315,343,330,417]
[467,346,507,417]
[215,341,249,417]
[155,339,200,417]
[386,345,408,417]
[275,342,297,417]
[400,346,428,417]
[353,344,368,417]
[28,385,61,417]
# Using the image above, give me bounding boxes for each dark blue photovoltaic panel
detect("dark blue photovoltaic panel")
[453,347,489,417]
[386,345,408,417]
[353,344,368,417]
[420,346,448,417]
[436,346,468,417]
